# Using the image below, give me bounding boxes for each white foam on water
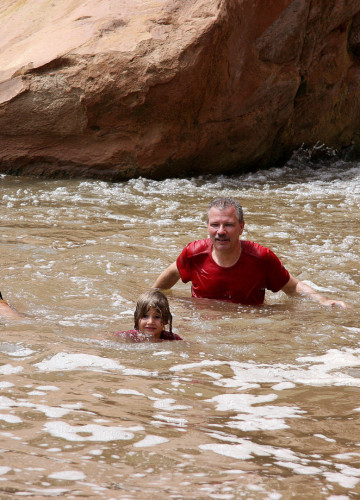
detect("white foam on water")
[133,435,169,448]
[152,388,166,395]
[44,421,143,442]
[118,309,134,315]
[0,364,23,375]
[329,463,360,489]
[34,353,125,372]
[48,470,86,481]
[333,452,360,459]
[25,488,69,496]
[343,327,360,334]
[171,359,226,372]
[200,442,258,461]
[7,347,35,357]
[0,382,13,389]
[61,403,82,410]
[152,414,188,427]
[275,461,322,475]
[36,405,73,418]
[152,398,192,411]
[272,382,296,390]
[0,396,18,409]
[314,434,336,443]
[0,414,22,423]
[206,393,304,431]
[220,469,248,475]
[0,395,79,419]
[0,467,11,475]
[336,464,360,477]
[170,347,360,389]
[37,386,59,391]
[297,348,360,368]
[202,371,224,380]
[208,393,278,411]
[324,472,360,489]
[201,431,360,486]
[122,368,158,377]
[227,416,294,432]
[200,440,306,467]
[116,389,145,396]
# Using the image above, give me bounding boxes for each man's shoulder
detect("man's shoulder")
[241,240,271,259]
[184,239,212,257]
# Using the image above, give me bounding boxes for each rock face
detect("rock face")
[0,0,360,180]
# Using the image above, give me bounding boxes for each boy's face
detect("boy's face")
[138,307,164,338]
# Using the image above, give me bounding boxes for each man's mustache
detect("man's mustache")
[215,236,230,241]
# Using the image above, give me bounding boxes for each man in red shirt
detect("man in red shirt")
[152,197,348,308]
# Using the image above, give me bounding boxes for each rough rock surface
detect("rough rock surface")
[0,0,360,180]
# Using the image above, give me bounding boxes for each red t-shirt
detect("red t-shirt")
[113,330,183,342]
[176,239,290,305]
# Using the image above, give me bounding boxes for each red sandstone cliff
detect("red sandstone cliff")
[0,0,360,180]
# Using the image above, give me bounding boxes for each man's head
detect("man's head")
[207,198,245,255]
[207,198,243,224]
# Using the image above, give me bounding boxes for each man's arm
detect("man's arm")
[281,275,349,309]
[152,261,181,290]
[0,298,22,319]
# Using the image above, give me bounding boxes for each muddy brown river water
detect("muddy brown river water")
[0,154,359,499]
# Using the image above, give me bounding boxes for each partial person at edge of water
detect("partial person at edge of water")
[0,291,22,319]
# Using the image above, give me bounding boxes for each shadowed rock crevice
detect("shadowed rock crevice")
[349,11,360,57]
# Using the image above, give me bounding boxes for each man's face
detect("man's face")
[207,206,244,252]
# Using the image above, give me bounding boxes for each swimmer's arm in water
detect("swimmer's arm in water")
[152,261,181,290]
[281,274,349,309]
[0,299,22,319]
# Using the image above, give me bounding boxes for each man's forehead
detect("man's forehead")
[208,206,238,220]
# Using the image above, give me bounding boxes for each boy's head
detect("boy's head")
[134,289,172,333]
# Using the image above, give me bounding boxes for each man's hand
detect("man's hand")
[317,297,350,309]
[282,275,350,309]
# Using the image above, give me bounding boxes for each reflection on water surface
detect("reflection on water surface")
[0,157,359,498]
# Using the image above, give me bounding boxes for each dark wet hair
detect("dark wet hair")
[134,289,173,333]
[207,197,244,223]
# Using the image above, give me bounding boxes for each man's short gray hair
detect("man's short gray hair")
[207,197,244,223]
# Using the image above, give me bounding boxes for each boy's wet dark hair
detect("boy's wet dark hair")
[134,289,173,333]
